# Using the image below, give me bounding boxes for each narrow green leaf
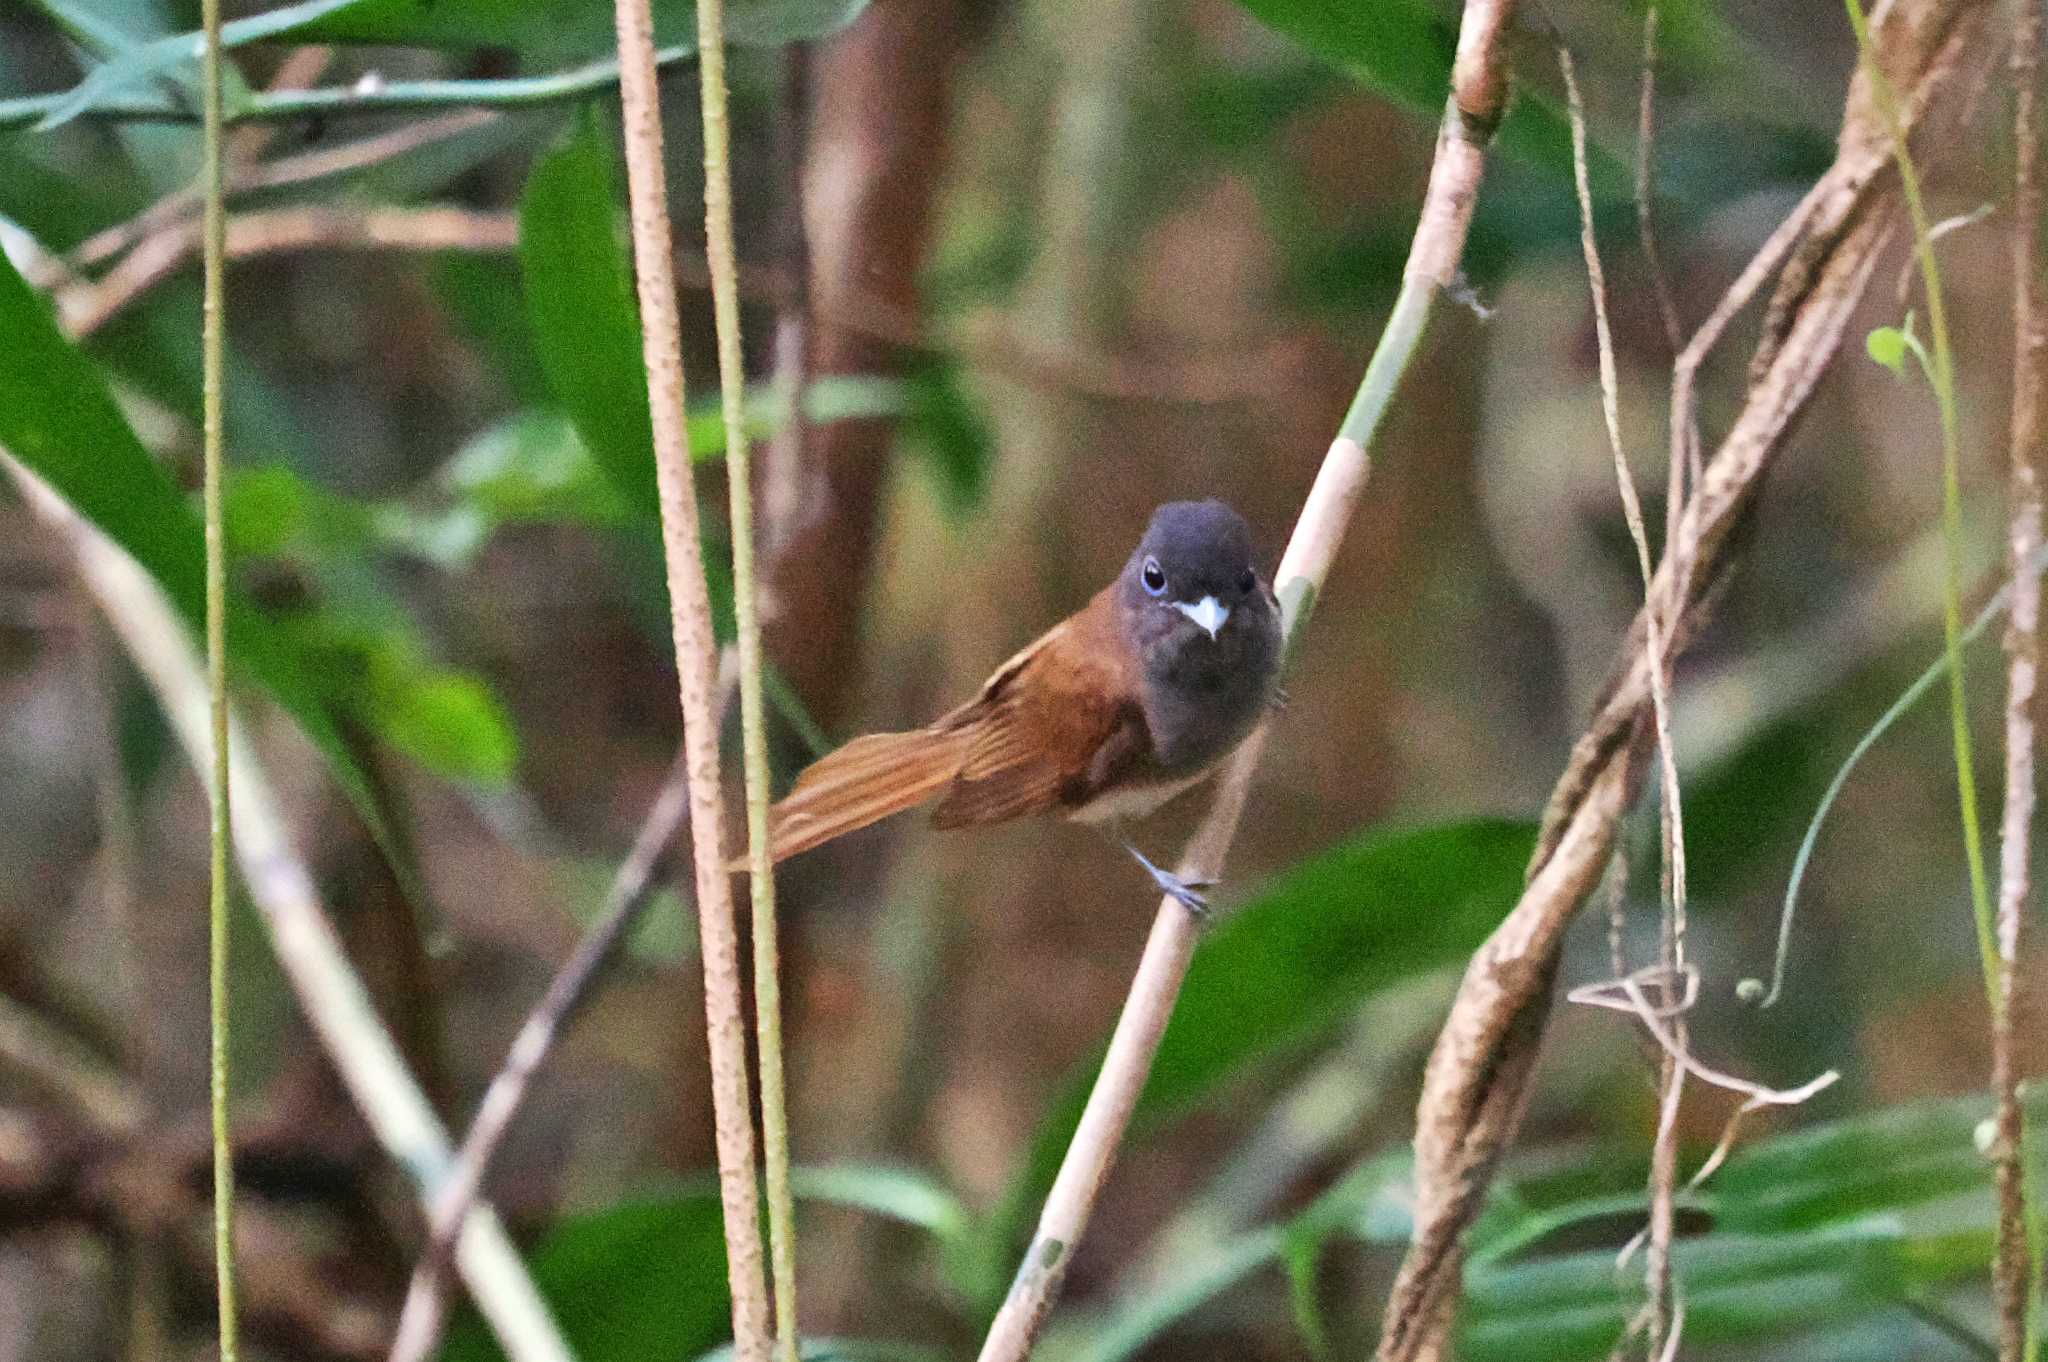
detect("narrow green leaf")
[789,1164,974,1242]
[1061,1228,1285,1362]
[520,117,661,520]
[902,357,994,515]
[1463,1222,1908,1361]
[289,0,869,60]
[365,663,520,784]
[30,0,870,125]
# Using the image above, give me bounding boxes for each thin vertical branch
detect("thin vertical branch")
[1635,4,1695,542]
[1844,0,1997,1005]
[1560,45,1691,1358]
[1997,5,2044,1358]
[198,0,239,1353]
[608,0,772,1355]
[695,2,801,1357]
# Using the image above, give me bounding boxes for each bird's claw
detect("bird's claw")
[1122,840,1213,920]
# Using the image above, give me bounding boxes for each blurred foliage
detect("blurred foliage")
[0,0,2033,1359]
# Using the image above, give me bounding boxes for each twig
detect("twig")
[1634,5,1694,551]
[0,990,148,1135]
[1559,42,1691,1359]
[197,0,239,1352]
[760,49,810,565]
[610,0,772,1353]
[1845,0,1997,1007]
[693,0,802,1353]
[1996,3,2044,1357]
[1379,2,1991,1353]
[56,205,519,341]
[5,457,572,1361]
[973,8,1518,1360]
[385,732,709,1362]
[62,108,499,274]
[0,41,708,129]
[1756,543,2048,1009]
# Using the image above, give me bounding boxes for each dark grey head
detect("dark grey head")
[1116,500,1281,772]
[1117,499,1266,639]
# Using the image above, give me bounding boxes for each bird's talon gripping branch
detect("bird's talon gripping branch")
[1121,839,1213,919]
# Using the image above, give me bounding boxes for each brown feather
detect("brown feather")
[735,728,973,868]
[932,589,1147,828]
[736,585,1154,868]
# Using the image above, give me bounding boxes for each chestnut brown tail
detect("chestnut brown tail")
[730,728,972,869]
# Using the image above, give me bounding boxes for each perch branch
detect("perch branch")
[972,5,1521,1359]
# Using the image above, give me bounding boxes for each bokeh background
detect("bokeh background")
[0,0,2040,1358]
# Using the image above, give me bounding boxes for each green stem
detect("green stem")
[1337,278,1433,454]
[1842,0,1997,1011]
[199,0,239,1353]
[0,43,704,130]
[695,4,799,1359]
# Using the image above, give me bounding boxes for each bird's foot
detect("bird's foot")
[1121,840,1214,920]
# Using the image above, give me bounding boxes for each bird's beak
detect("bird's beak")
[1173,595,1229,639]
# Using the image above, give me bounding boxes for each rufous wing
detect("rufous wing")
[932,591,1148,828]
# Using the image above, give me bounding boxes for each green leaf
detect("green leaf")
[0,243,391,845]
[440,410,626,527]
[29,0,869,125]
[902,357,994,516]
[789,1164,974,1242]
[288,0,869,61]
[964,819,1534,1309]
[520,117,661,521]
[693,1339,951,1362]
[365,659,520,783]
[559,856,692,963]
[1147,817,1534,1114]
[1867,325,1909,376]
[440,1192,733,1362]
[1462,1221,1909,1361]
[441,1167,970,1362]
[31,0,362,129]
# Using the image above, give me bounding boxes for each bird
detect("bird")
[735,499,1283,913]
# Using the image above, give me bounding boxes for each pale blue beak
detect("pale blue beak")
[1172,595,1229,639]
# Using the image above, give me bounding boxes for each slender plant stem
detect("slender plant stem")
[0,41,706,130]
[694,1,802,1358]
[1843,0,1997,1007]
[609,0,773,1354]
[975,6,1521,1342]
[2000,6,2045,1359]
[198,0,238,1353]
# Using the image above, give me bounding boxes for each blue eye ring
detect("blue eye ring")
[1141,556,1167,597]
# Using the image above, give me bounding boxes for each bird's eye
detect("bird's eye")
[1237,568,1256,594]
[1142,557,1167,596]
